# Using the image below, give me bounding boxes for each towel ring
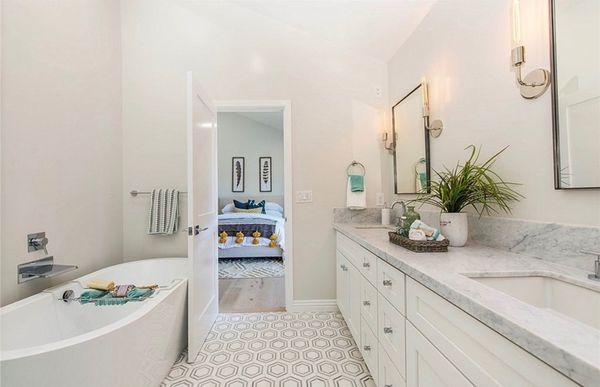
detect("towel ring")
[347,160,366,176]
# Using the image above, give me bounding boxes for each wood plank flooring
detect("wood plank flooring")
[218,277,285,313]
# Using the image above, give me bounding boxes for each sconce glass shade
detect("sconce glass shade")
[421,79,444,137]
[512,0,522,47]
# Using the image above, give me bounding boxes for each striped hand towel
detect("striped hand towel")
[147,188,180,235]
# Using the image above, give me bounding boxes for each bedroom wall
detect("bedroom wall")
[1,0,123,306]
[385,0,600,227]
[120,0,387,301]
[217,112,284,207]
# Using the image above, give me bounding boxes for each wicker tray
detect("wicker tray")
[388,232,449,253]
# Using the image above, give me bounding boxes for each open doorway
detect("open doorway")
[215,102,292,313]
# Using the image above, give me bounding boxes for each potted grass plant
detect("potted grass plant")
[414,145,523,247]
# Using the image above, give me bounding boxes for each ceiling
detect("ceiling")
[233,112,283,131]
[231,0,437,61]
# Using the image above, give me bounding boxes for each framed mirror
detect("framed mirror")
[392,83,431,194]
[550,0,600,189]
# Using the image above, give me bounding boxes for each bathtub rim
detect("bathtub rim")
[0,257,188,362]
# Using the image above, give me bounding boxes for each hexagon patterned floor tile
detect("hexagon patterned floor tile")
[162,312,375,386]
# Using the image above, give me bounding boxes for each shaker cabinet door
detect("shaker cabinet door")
[406,322,474,387]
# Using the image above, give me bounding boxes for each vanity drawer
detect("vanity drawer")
[336,233,361,268]
[357,247,378,285]
[378,294,406,379]
[360,317,379,383]
[379,345,406,387]
[406,278,578,387]
[360,276,378,333]
[377,259,406,315]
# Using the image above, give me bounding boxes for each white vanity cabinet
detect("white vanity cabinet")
[335,231,579,387]
[336,233,407,385]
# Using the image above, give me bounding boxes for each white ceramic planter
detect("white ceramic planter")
[440,212,468,247]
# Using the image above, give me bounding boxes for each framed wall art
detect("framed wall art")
[232,157,245,192]
[259,157,272,192]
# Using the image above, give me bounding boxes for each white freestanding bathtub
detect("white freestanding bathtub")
[0,258,188,387]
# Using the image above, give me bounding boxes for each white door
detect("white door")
[186,71,218,362]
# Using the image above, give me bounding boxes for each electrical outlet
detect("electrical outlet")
[376,193,385,206]
[374,87,382,97]
[296,190,313,203]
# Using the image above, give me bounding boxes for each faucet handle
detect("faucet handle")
[28,232,49,254]
[581,250,600,281]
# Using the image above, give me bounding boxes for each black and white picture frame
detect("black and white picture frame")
[259,157,272,192]
[232,157,245,192]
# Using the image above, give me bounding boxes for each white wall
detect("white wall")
[121,0,387,301]
[217,112,284,204]
[1,0,122,305]
[386,0,600,227]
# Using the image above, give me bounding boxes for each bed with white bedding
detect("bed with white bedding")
[217,201,285,259]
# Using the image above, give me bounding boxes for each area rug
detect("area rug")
[218,257,284,279]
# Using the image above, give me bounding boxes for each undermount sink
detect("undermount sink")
[466,273,600,330]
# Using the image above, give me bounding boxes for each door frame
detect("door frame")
[214,100,293,311]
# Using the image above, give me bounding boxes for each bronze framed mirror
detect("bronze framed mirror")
[391,84,431,194]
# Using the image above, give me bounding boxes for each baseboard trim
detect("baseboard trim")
[289,299,339,312]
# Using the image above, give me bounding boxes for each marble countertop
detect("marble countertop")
[334,223,600,386]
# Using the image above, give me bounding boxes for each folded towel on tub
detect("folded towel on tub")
[79,287,155,306]
[79,289,108,304]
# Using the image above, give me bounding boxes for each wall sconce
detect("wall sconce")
[421,79,443,138]
[382,132,395,152]
[511,0,550,99]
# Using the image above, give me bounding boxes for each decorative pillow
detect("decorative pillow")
[247,200,266,214]
[222,203,235,213]
[233,207,263,214]
[233,199,250,209]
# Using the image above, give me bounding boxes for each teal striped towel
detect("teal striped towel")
[148,188,180,235]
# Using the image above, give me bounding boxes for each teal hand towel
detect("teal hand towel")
[127,287,154,300]
[349,175,364,192]
[79,289,108,304]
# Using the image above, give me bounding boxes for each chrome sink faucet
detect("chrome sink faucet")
[390,200,407,228]
[581,250,600,281]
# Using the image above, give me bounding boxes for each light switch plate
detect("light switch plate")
[376,193,385,206]
[296,190,313,203]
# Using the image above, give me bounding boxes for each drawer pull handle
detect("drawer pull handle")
[362,262,371,268]
[362,300,371,306]
[383,327,393,334]
[382,279,392,287]
[385,385,393,387]
[363,345,371,351]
